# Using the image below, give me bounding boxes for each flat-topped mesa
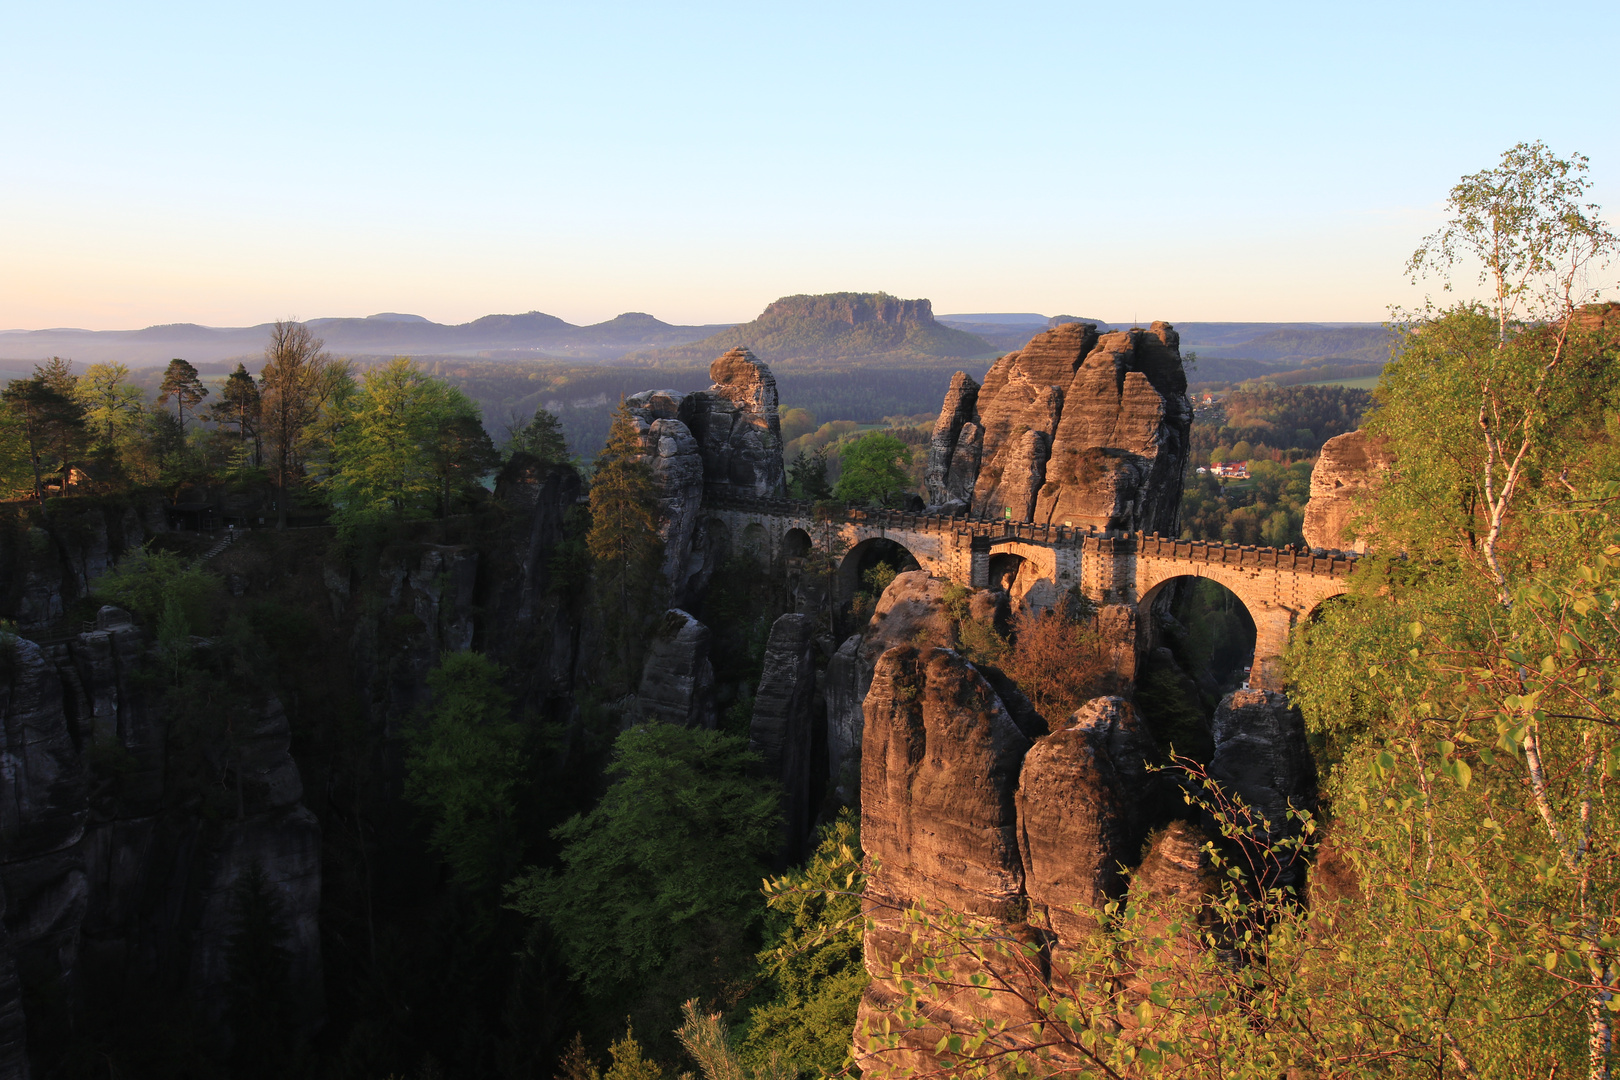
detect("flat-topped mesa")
[925,321,1192,533]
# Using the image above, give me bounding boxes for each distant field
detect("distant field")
[1306,375,1381,390]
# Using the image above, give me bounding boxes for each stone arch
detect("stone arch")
[839,536,921,602]
[1135,574,1259,694]
[782,527,812,559]
[741,522,770,564]
[987,552,1025,592]
[987,540,1063,612]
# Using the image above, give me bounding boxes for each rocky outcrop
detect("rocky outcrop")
[860,643,1030,925]
[622,393,707,594]
[855,646,1033,1078]
[923,372,981,510]
[749,614,817,864]
[689,348,787,499]
[1017,698,1154,953]
[1301,429,1392,552]
[0,613,324,1065]
[0,497,159,631]
[0,880,25,1080]
[635,609,717,728]
[924,322,1191,532]
[1209,689,1316,883]
[825,572,959,805]
[624,350,787,597]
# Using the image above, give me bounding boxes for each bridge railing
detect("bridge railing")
[704,494,1359,577]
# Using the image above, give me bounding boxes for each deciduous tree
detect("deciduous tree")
[260,320,347,529]
[832,431,911,506]
[73,361,144,447]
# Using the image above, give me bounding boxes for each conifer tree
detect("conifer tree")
[586,399,663,686]
[509,407,570,467]
[224,863,296,1079]
[157,357,209,434]
[1,359,87,498]
[208,362,262,462]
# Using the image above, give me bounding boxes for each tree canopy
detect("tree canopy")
[831,430,912,506]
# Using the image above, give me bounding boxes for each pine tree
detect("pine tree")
[208,362,262,462]
[1,359,87,498]
[157,358,209,434]
[586,400,663,687]
[509,408,571,467]
[787,446,830,500]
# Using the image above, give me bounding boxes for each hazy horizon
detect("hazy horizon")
[5,1,1616,330]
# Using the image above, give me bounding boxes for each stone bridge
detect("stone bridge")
[702,495,1358,690]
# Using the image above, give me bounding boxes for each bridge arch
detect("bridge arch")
[782,527,812,559]
[986,540,1063,612]
[1131,549,1350,690]
[741,522,769,563]
[839,536,921,602]
[1136,575,1258,694]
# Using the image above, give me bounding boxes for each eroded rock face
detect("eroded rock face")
[624,350,787,594]
[1209,688,1316,882]
[0,622,325,1061]
[1018,697,1154,948]
[925,322,1191,531]
[856,646,1034,1078]
[1301,429,1393,552]
[749,613,817,864]
[636,609,717,728]
[620,401,707,593]
[0,880,25,1080]
[699,348,787,498]
[924,372,981,509]
[824,572,959,805]
[861,645,1030,921]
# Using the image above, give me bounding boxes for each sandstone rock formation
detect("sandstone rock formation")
[1209,688,1316,882]
[924,371,982,510]
[691,348,787,498]
[624,349,787,597]
[860,645,1031,919]
[0,616,324,1065]
[0,881,24,1080]
[1017,697,1154,953]
[857,646,1034,1077]
[925,322,1191,532]
[825,572,959,804]
[636,609,717,728]
[748,613,817,864]
[1301,429,1393,552]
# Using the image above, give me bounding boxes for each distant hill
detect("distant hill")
[623,293,996,367]
[0,310,735,367]
[1187,325,1394,366]
[939,313,1114,352]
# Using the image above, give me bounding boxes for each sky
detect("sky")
[2,0,1617,330]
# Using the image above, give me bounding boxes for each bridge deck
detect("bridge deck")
[706,494,1358,579]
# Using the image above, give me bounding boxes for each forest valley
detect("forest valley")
[0,141,1616,1080]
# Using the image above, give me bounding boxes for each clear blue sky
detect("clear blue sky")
[3,0,1616,330]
